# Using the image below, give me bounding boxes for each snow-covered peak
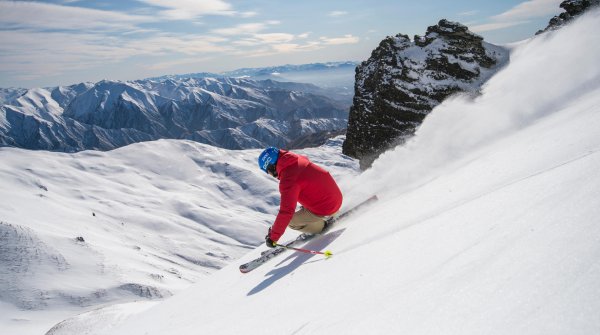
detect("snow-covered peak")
[8,88,63,122]
[50,82,95,108]
[0,87,27,105]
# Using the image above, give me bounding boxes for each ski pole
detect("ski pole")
[275,243,333,258]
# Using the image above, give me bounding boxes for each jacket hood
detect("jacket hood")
[276,150,298,175]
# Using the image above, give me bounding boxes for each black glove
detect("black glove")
[265,227,277,248]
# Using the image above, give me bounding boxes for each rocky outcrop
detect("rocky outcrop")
[536,0,600,34]
[342,19,508,169]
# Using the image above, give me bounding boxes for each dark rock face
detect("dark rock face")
[342,19,508,169]
[536,0,600,34]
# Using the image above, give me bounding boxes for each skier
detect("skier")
[259,147,343,248]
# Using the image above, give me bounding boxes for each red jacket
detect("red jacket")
[269,150,343,241]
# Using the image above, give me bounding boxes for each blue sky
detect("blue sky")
[0,0,564,88]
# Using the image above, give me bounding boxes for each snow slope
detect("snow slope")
[0,137,358,335]
[70,9,599,335]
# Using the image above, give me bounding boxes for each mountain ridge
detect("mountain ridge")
[0,76,349,152]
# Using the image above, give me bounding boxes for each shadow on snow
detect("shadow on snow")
[247,229,346,296]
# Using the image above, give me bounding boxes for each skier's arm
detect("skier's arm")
[270,178,299,241]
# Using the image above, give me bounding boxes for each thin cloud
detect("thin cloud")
[271,43,303,53]
[1,1,360,86]
[458,10,479,16]
[234,32,358,55]
[232,32,296,47]
[470,20,530,33]
[319,34,360,45]
[0,31,129,79]
[253,33,295,44]
[240,11,258,18]
[0,29,230,81]
[470,0,562,33]
[241,42,322,58]
[493,0,563,21]
[328,11,348,17]
[0,1,153,32]
[236,33,358,58]
[143,56,215,71]
[127,35,232,55]
[212,22,271,35]
[136,0,235,19]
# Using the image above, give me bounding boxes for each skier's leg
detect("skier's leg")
[288,207,326,234]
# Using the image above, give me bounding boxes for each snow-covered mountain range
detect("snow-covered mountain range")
[152,61,358,89]
[0,77,349,152]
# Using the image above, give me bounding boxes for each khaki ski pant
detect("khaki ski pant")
[288,207,331,234]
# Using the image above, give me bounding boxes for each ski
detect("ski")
[239,233,313,273]
[239,195,378,273]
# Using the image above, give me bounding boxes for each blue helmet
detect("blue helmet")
[258,147,279,173]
